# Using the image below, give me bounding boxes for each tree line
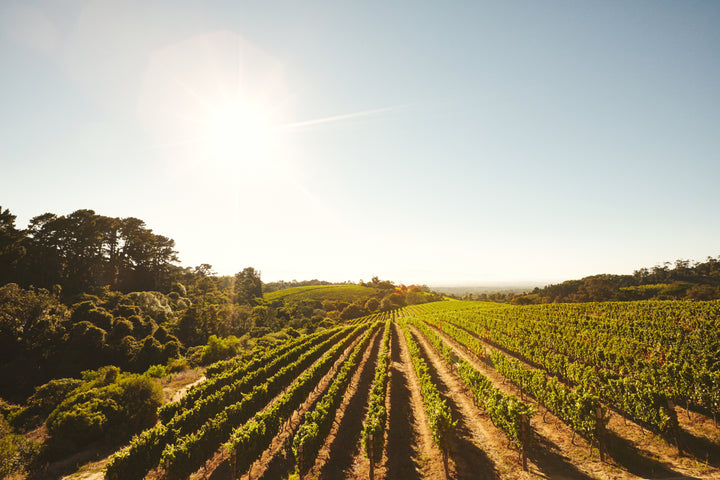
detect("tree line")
[1,206,178,296]
[486,257,720,304]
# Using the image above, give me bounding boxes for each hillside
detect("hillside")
[96,301,719,480]
[264,284,379,303]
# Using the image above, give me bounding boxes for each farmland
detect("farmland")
[103,300,720,479]
[263,284,380,303]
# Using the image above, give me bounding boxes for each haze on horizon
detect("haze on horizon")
[2,1,719,286]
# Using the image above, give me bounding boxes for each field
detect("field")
[262,284,379,303]
[104,300,720,480]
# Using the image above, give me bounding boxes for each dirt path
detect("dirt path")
[384,322,424,480]
[166,373,205,404]
[423,322,615,480]
[393,322,448,479]
[54,369,204,480]
[407,324,523,480]
[312,328,383,479]
[435,319,720,480]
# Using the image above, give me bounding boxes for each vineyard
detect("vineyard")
[104,300,720,480]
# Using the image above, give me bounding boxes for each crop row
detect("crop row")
[105,325,358,480]
[408,318,534,449]
[293,322,381,471]
[400,321,455,460]
[160,327,337,422]
[223,323,376,479]
[362,318,392,461]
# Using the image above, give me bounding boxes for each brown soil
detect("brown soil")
[312,328,383,479]
[423,322,614,479]
[385,322,425,480]
[196,330,371,480]
[252,330,379,480]
[394,322,453,479]
[162,369,205,404]
[433,320,720,480]
[407,324,522,480]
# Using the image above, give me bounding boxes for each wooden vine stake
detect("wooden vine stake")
[298,442,304,478]
[442,447,449,479]
[368,432,375,480]
[164,457,170,480]
[520,414,528,471]
[230,447,237,480]
[667,399,683,456]
[595,407,606,462]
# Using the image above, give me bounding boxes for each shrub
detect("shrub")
[45,370,161,451]
[166,357,189,373]
[10,378,83,429]
[145,365,167,378]
[199,335,241,365]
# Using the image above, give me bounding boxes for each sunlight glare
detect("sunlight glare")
[203,94,274,169]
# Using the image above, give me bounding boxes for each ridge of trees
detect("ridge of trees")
[467,257,720,304]
[1,206,179,295]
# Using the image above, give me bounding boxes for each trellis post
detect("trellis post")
[596,407,606,462]
[369,432,375,480]
[521,414,528,471]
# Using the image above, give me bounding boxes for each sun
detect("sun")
[202,94,275,168]
[138,31,400,182]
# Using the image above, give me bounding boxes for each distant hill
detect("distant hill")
[263,284,379,303]
[506,257,720,304]
[431,284,545,297]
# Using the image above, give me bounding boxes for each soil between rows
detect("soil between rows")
[429,318,720,480]
[197,329,370,480]
[315,327,383,479]
[393,322,448,479]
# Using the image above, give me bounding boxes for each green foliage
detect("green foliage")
[0,283,69,397]
[9,378,83,430]
[0,207,26,286]
[111,326,361,480]
[409,316,535,448]
[340,302,367,320]
[199,335,242,365]
[293,324,379,470]
[45,367,161,452]
[364,297,380,313]
[234,267,263,303]
[223,325,365,478]
[506,256,720,304]
[145,364,167,378]
[400,322,455,452]
[0,414,38,478]
[166,357,189,373]
[362,319,391,460]
[263,284,378,303]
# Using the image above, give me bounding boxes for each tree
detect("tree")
[364,297,380,313]
[234,267,262,303]
[19,210,180,294]
[0,207,26,285]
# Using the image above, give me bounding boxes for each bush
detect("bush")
[166,357,189,374]
[86,308,114,331]
[109,318,133,341]
[145,365,167,378]
[45,368,162,451]
[47,396,116,446]
[10,378,83,430]
[199,335,241,365]
[0,415,39,478]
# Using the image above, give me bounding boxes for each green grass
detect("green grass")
[263,284,379,303]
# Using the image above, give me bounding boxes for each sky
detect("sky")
[1,1,719,286]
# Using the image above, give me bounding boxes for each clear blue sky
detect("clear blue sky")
[2,1,719,285]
